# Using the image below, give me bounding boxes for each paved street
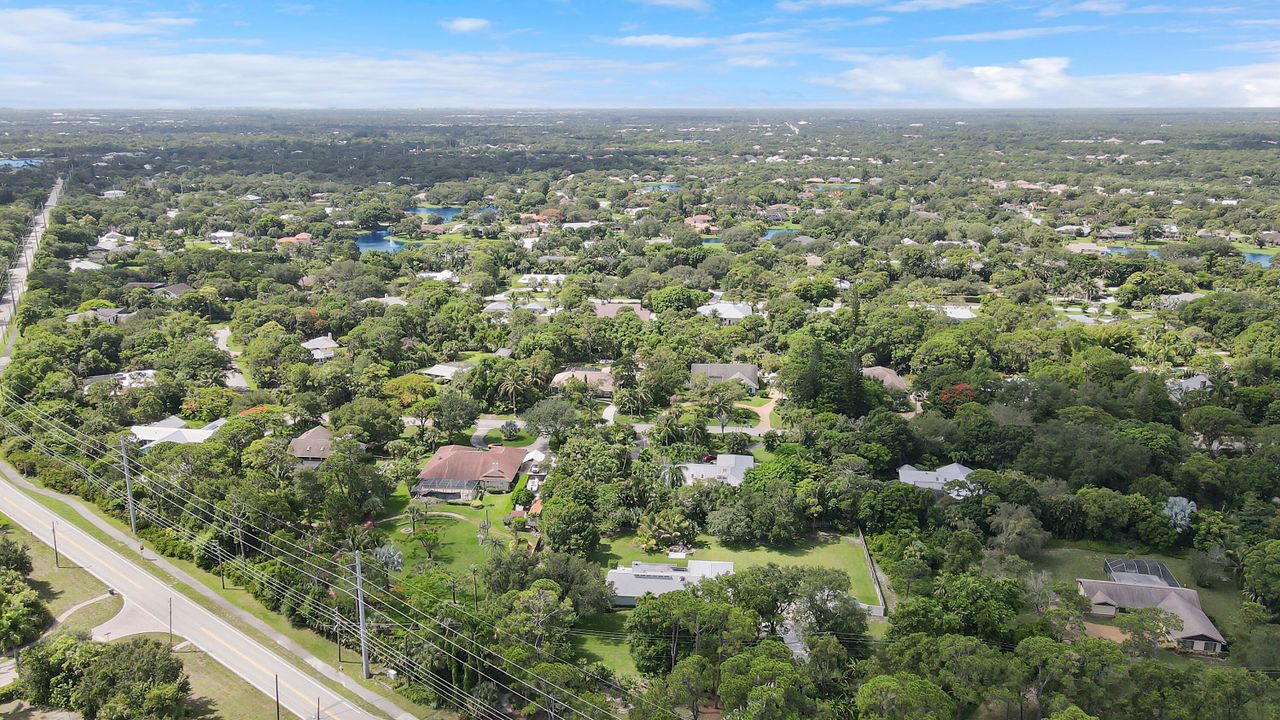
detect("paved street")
[0,178,62,363]
[0,462,382,720]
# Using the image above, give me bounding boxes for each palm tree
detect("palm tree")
[702,390,735,433]
[658,461,685,490]
[444,574,463,605]
[497,364,529,414]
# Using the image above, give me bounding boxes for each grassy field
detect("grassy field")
[54,594,122,636]
[593,532,879,605]
[127,632,279,720]
[1033,542,1244,633]
[572,610,639,677]
[1,513,109,617]
[20,488,436,720]
[482,427,535,447]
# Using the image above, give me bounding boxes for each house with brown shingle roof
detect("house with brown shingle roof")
[411,445,526,500]
[288,425,334,469]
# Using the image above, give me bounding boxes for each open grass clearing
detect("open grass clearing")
[1033,542,1244,634]
[1,512,109,617]
[593,532,879,605]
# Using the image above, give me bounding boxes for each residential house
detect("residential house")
[275,232,312,251]
[152,283,195,300]
[696,301,753,324]
[131,415,228,449]
[417,269,459,283]
[1169,373,1213,400]
[288,425,335,469]
[690,363,760,392]
[66,307,130,325]
[679,454,756,488]
[421,362,468,383]
[551,368,615,396]
[101,190,126,200]
[83,369,157,395]
[302,334,341,363]
[607,560,735,607]
[69,259,103,272]
[411,445,527,500]
[208,230,238,248]
[1078,559,1226,654]
[592,302,653,321]
[861,366,907,392]
[897,462,973,497]
[683,214,717,233]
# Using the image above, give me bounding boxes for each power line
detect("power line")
[0,381,671,718]
[0,392,625,720]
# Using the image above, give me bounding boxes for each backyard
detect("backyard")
[1032,542,1245,635]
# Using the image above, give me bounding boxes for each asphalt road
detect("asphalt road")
[0,465,380,720]
[0,178,62,362]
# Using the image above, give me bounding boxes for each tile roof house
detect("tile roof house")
[607,560,735,607]
[691,363,760,392]
[897,462,973,497]
[411,445,527,500]
[593,302,653,321]
[288,425,335,469]
[679,454,756,488]
[551,368,615,396]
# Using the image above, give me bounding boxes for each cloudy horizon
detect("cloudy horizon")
[1,1,1278,108]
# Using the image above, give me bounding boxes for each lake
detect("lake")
[1102,246,1272,267]
[407,206,463,221]
[357,230,405,253]
[0,158,43,168]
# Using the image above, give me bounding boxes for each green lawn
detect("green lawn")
[750,447,777,463]
[572,610,638,677]
[593,532,879,605]
[1,513,110,617]
[125,632,280,720]
[1033,543,1244,634]
[18,488,435,720]
[737,396,771,408]
[482,428,535,447]
[55,593,123,636]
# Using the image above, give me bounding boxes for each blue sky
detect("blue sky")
[1,1,1278,107]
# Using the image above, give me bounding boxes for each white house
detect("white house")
[897,462,973,497]
[607,560,735,607]
[302,334,341,362]
[131,415,228,449]
[69,259,104,272]
[679,455,756,488]
[696,301,753,324]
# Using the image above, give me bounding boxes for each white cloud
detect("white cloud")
[816,53,1280,106]
[440,17,491,33]
[630,0,712,10]
[1039,1,1167,17]
[614,34,716,47]
[0,8,194,45]
[777,0,875,10]
[931,25,1097,42]
[727,55,776,67]
[883,0,989,11]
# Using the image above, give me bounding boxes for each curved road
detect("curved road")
[0,178,397,720]
[0,466,379,720]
